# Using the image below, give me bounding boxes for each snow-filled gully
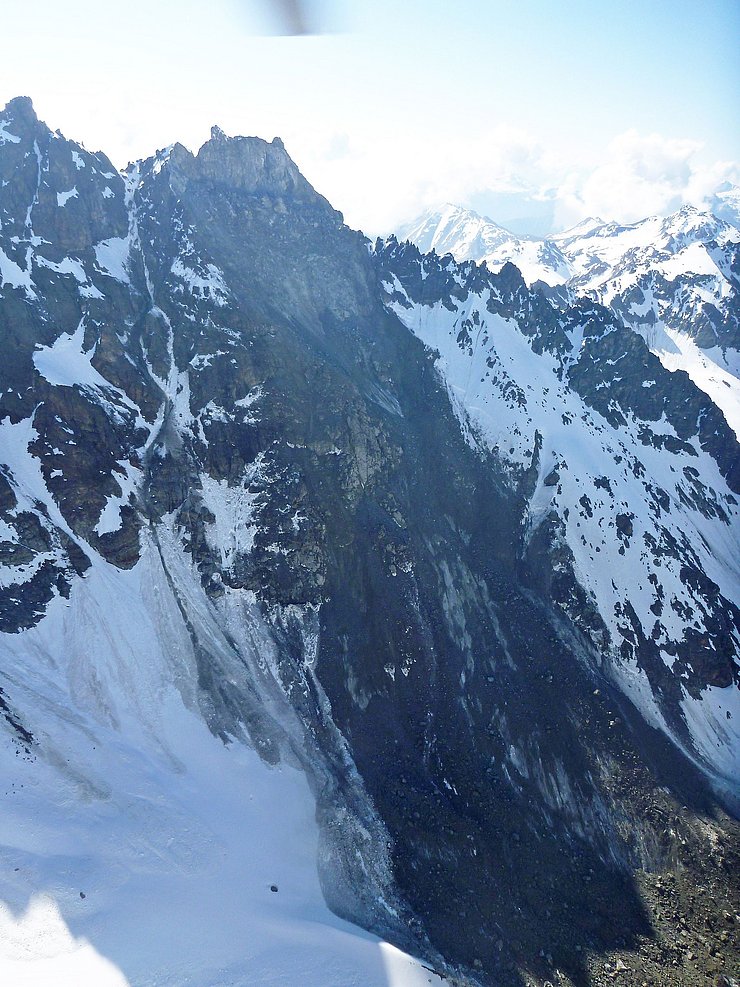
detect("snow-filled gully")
[0,530,437,986]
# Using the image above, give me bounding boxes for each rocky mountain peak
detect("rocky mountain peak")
[710,182,740,229]
[0,95,38,132]
[0,96,48,165]
[550,216,606,241]
[165,125,318,207]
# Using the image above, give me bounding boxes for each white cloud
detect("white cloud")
[289,124,738,237]
[289,124,553,235]
[552,130,740,229]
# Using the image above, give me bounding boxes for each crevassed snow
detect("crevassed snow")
[94,238,130,284]
[0,530,436,987]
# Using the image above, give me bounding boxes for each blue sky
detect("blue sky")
[1,0,738,234]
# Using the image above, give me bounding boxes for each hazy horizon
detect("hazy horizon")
[2,0,738,236]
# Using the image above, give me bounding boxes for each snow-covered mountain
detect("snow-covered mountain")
[396,200,740,437]
[378,240,739,758]
[0,97,446,987]
[1,97,739,987]
[396,203,573,286]
[709,181,740,230]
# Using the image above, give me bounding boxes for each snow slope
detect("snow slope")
[395,200,740,443]
[2,95,738,985]
[396,204,571,286]
[378,242,740,791]
[0,530,438,987]
[648,328,740,438]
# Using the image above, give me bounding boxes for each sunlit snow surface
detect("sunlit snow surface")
[651,331,740,438]
[397,203,571,286]
[382,267,740,789]
[397,203,740,429]
[0,536,436,987]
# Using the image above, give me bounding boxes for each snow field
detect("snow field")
[0,532,438,986]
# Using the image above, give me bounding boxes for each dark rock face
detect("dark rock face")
[1,99,739,986]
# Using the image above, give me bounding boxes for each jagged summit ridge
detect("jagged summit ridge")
[168,124,328,206]
[0,96,335,216]
[0,95,39,135]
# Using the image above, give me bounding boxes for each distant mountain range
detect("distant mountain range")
[395,197,740,437]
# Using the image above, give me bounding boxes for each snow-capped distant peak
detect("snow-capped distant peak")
[550,216,606,241]
[707,183,740,231]
[391,196,740,426]
[395,204,571,286]
[395,203,513,260]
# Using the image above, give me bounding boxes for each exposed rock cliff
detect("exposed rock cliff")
[1,99,738,986]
